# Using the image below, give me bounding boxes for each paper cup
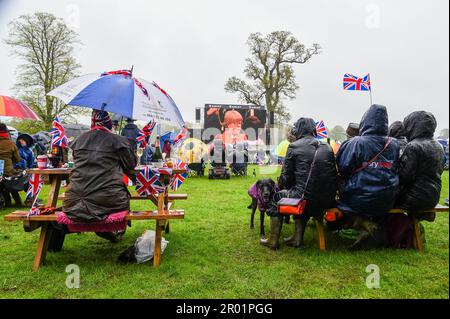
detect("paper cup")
[37,155,48,169]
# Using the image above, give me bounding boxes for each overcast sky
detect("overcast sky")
[0,0,448,131]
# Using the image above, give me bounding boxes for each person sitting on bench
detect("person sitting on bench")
[336,104,400,249]
[263,117,338,250]
[61,110,136,242]
[395,111,445,221]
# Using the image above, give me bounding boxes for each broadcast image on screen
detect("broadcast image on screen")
[203,104,267,144]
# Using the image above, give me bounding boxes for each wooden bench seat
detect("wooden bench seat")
[313,205,449,252]
[57,193,188,201]
[4,209,184,271]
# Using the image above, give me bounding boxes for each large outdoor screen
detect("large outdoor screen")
[202,104,267,144]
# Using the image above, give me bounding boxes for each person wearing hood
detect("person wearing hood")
[121,118,140,150]
[388,121,408,156]
[262,117,338,250]
[336,105,400,248]
[15,133,35,170]
[395,111,444,220]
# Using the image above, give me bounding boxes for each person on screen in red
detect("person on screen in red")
[215,110,248,145]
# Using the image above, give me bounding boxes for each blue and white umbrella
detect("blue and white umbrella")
[47,69,185,127]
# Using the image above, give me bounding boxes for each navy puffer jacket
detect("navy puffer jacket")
[395,111,444,211]
[336,104,400,217]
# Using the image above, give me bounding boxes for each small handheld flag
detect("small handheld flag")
[316,120,328,139]
[26,174,43,199]
[135,166,164,195]
[51,116,69,148]
[136,119,156,149]
[170,159,188,192]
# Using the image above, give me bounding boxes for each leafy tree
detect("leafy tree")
[7,118,48,135]
[4,12,85,130]
[225,31,321,124]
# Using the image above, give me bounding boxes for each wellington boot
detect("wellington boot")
[260,217,283,250]
[284,218,305,247]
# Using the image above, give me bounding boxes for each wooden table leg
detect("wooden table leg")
[33,222,52,272]
[153,219,166,269]
[47,175,62,207]
[315,217,326,251]
[413,217,424,252]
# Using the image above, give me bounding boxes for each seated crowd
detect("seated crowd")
[262,104,445,250]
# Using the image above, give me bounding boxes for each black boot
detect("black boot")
[260,216,283,250]
[284,218,306,247]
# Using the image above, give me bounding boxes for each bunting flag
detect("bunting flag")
[136,166,164,195]
[136,119,156,148]
[316,120,328,139]
[26,174,43,199]
[170,159,188,192]
[51,116,69,148]
[123,175,134,186]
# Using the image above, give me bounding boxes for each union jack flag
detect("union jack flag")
[26,174,43,199]
[28,206,41,216]
[343,73,371,91]
[136,120,156,148]
[173,127,188,146]
[136,166,164,195]
[170,159,188,192]
[51,116,68,148]
[316,120,328,139]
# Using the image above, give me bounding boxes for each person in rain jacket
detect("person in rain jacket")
[337,104,400,218]
[121,118,140,150]
[388,121,408,156]
[262,117,338,250]
[15,133,35,170]
[395,111,444,220]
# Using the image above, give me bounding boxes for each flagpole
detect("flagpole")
[369,73,373,106]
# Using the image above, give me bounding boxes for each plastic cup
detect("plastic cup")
[37,155,48,169]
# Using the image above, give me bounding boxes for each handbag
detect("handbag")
[3,171,29,192]
[278,145,320,215]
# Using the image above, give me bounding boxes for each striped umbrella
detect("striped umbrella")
[0,96,40,120]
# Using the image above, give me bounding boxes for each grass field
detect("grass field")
[0,168,448,299]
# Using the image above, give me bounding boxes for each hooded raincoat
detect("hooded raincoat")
[336,104,400,217]
[395,111,444,211]
[271,118,337,216]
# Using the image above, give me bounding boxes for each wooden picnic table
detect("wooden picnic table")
[4,167,188,271]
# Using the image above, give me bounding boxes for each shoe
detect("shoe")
[260,217,283,250]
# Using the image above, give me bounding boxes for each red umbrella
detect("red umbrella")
[0,95,40,120]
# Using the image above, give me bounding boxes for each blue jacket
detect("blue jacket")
[336,104,400,217]
[15,145,34,170]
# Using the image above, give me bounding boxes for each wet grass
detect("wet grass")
[0,167,448,298]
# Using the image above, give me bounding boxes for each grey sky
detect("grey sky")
[0,0,448,132]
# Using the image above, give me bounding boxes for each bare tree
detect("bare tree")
[225,31,321,124]
[5,12,85,129]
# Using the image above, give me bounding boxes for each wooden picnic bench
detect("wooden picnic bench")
[3,167,188,271]
[311,205,449,252]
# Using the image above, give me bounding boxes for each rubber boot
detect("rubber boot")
[284,218,306,247]
[260,216,283,250]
